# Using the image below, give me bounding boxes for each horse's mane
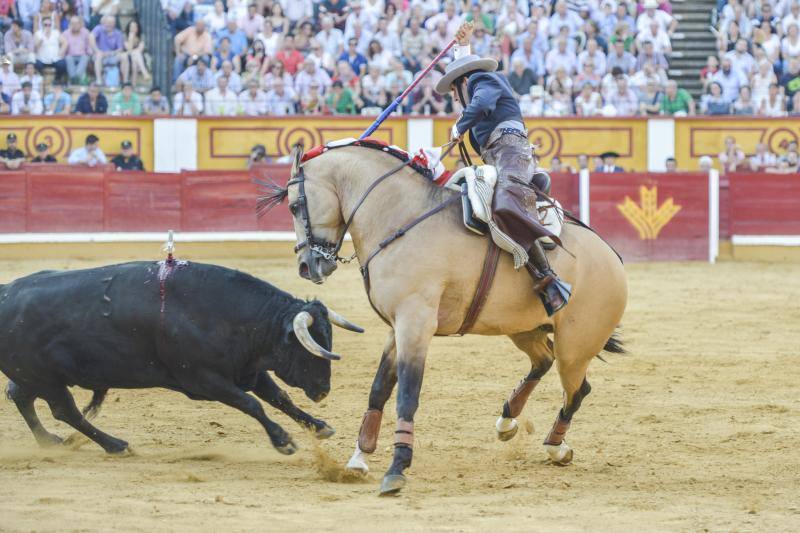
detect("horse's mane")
[256,143,451,216]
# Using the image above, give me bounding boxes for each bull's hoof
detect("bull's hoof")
[379,474,406,496]
[495,417,519,441]
[275,439,298,455]
[104,439,130,455]
[314,423,336,440]
[35,432,64,448]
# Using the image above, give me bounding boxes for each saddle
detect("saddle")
[443,165,564,250]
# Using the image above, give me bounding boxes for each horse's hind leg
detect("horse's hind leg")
[347,331,397,474]
[544,341,595,465]
[42,387,129,454]
[496,329,554,441]
[6,381,63,447]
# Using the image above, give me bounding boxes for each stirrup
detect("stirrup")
[539,276,572,316]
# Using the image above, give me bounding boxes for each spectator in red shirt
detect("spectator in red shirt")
[275,34,304,75]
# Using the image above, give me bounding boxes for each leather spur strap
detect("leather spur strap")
[457,239,501,335]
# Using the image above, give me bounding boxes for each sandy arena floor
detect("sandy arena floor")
[0,256,798,532]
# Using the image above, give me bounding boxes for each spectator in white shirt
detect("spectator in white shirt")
[372,16,401,56]
[636,20,672,55]
[315,15,344,58]
[204,75,239,116]
[749,142,777,171]
[11,81,43,115]
[265,78,297,115]
[578,38,606,76]
[637,0,678,35]
[204,1,228,34]
[545,37,577,75]
[424,1,461,38]
[68,134,107,166]
[295,57,332,98]
[549,0,582,37]
[238,79,267,116]
[34,17,65,79]
[608,75,639,116]
[782,1,800,34]
[724,38,755,77]
[0,56,21,97]
[256,19,281,57]
[215,60,242,93]
[19,62,43,93]
[173,81,204,116]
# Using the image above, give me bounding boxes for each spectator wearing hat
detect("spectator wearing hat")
[0,55,20,97]
[111,140,144,171]
[60,16,93,85]
[596,151,624,173]
[91,15,125,87]
[246,143,269,169]
[11,80,43,115]
[142,86,170,115]
[110,82,142,115]
[0,133,25,169]
[31,142,57,163]
[68,134,107,166]
[74,82,108,114]
[43,81,71,115]
[638,0,678,35]
[173,19,213,82]
[4,19,35,66]
[178,56,215,94]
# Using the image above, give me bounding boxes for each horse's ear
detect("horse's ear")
[290,141,305,177]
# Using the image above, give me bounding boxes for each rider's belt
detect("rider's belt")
[497,128,528,140]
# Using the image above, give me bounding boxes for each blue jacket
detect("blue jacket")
[454,71,525,154]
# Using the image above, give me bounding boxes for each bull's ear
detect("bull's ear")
[290,141,305,177]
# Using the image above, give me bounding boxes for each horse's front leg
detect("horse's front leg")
[346,331,397,474]
[379,300,438,496]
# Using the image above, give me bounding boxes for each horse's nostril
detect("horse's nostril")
[299,262,310,278]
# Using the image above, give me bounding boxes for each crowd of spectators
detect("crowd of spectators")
[0,0,151,116]
[161,0,698,117]
[0,0,799,118]
[701,0,800,116]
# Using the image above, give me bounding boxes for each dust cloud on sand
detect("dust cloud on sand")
[0,257,798,531]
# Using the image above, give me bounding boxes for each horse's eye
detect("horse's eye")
[289,203,298,215]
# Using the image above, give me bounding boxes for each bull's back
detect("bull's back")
[0,262,172,389]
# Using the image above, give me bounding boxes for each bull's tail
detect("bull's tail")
[81,389,108,420]
[602,329,626,355]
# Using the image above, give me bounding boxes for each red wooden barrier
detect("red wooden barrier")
[180,170,260,231]
[550,172,580,216]
[589,172,711,261]
[25,165,111,232]
[0,171,26,232]
[105,171,182,231]
[728,173,800,235]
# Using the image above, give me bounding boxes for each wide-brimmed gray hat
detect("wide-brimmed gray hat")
[435,54,498,94]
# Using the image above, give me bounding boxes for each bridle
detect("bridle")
[287,140,459,265]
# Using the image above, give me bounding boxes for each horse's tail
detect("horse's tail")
[81,389,108,420]
[602,329,626,355]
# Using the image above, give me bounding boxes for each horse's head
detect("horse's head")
[285,145,345,284]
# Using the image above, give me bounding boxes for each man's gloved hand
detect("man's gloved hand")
[455,21,474,46]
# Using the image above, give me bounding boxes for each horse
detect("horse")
[266,143,628,496]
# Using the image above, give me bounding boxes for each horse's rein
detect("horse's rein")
[291,140,460,264]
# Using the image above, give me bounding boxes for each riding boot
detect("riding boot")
[526,240,571,316]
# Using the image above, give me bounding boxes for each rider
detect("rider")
[436,22,571,315]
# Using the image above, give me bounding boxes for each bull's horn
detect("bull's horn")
[328,309,364,333]
[293,311,341,361]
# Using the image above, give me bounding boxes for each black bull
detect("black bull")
[0,261,362,455]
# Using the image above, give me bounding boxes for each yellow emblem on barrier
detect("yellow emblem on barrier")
[617,185,681,240]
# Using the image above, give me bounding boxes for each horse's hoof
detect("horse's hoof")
[275,439,298,455]
[495,417,518,441]
[315,423,336,440]
[379,474,406,496]
[544,442,573,465]
[346,442,370,475]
